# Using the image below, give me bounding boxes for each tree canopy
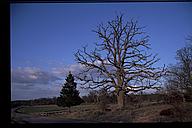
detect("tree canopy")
[74,14,165,108]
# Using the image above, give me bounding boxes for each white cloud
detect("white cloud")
[29,74,38,79]
[51,63,84,77]
[11,67,61,84]
[51,61,112,78]
[93,60,109,65]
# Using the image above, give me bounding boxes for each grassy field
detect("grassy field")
[13,102,192,123]
[16,104,99,114]
[16,105,66,114]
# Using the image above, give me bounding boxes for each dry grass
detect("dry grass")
[13,102,192,123]
[132,104,172,122]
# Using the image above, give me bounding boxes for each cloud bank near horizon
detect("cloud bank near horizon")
[11,65,89,101]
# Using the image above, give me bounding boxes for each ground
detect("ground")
[11,101,192,123]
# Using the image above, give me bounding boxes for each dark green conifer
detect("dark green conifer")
[57,71,84,112]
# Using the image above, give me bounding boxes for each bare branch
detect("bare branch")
[74,14,165,96]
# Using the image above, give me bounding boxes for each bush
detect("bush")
[159,108,174,116]
[93,111,104,116]
[98,89,110,111]
[184,88,192,102]
[163,91,185,104]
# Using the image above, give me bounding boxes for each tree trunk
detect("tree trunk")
[117,90,125,109]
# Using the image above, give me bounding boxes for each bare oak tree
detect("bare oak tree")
[74,15,165,108]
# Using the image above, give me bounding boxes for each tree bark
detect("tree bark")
[117,90,125,108]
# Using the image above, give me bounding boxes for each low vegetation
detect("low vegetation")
[15,105,66,114]
[11,98,57,108]
[12,101,192,123]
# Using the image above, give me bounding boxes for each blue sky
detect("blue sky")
[11,2,192,100]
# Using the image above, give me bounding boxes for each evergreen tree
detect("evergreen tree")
[56,71,84,112]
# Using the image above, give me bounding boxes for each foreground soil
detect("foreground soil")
[11,102,192,123]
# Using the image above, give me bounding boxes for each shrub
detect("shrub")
[98,89,110,111]
[184,88,192,102]
[163,91,185,104]
[159,108,174,116]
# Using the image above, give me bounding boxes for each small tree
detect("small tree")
[98,88,110,111]
[88,90,99,103]
[57,71,84,112]
[165,38,192,101]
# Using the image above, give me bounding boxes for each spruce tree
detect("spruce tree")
[57,71,84,112]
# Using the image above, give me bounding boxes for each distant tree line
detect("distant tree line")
[11,97,57,108]
[11,91,165,109]
[81,89,164,105]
